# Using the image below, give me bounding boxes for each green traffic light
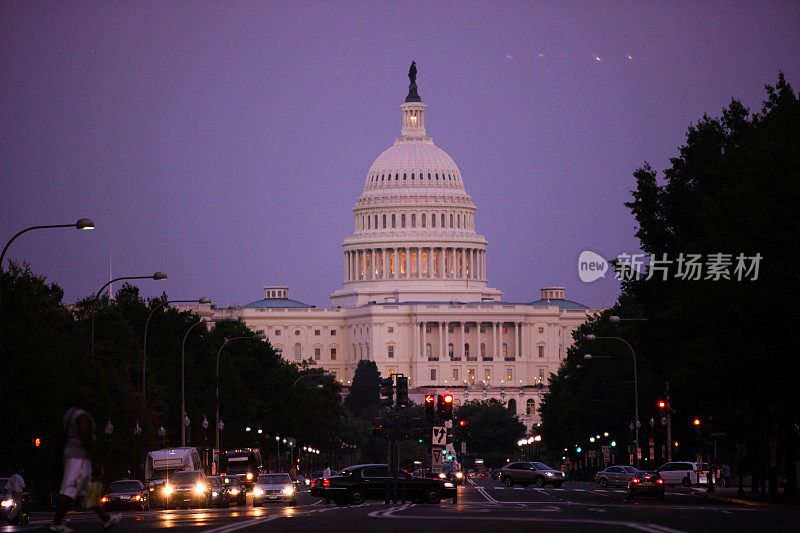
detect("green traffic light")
[576,447,582,453]
[610,440,617,447]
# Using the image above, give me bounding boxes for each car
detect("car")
[208,476,230,508]
[223,476,247,506]
[161,470,211,508]
[499,461,564,488]
[101,479,149,510]
[310,464,456,505]
[655,461,709,487]
[627,470,665,500]
[436,465,464,485]
[595,465,638,488]
[253,473,297,506]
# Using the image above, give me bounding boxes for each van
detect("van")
[145,447,203,505]
[655,461,709,486]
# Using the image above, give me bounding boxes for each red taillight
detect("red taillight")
[631,478,640,483]
[323,479,330,487]
[656,479,663,484]
[311,479,316,487]
[595,473,598,478]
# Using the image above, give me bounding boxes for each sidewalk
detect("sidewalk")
[703,485,799,506]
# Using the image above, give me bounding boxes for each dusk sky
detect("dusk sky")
[1,1,798,309]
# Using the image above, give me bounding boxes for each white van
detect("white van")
[655,461,709,486]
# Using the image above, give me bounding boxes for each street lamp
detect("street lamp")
[0,218,95,411]
[104,420,114,483]
[91,272,167,357]
[293,371,333,389]
[584,332,641,467]
[215,330,265,465]
[142,297,211,402]
[134,421,142,478]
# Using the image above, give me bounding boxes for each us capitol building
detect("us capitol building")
[191,65,600,431]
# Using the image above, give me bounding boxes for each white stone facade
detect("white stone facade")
[191,84,601,431]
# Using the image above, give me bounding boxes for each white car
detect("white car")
[655,461,709,486]
[252,473,297,506]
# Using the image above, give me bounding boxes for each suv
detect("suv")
[655,462,709,486]
[499,461,564,488]
[595,465,638,487]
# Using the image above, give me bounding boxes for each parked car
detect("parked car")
[595,466,638,487]
[655,462,709,486]
[101,480,149,510]
[499,461,564,488]
[162,470,211,509]
[310,464,456,505]
[253,473,297,506]
[627,470,665,500]
[224,477,247,506]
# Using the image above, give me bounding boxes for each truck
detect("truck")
[144,448,203,507]
[220,449,263,489]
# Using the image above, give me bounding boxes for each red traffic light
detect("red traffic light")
[657,400,666,409]
[33,437,41,447]
[459,420,466,426]
[443,394,453,404]
[693,418,701,426]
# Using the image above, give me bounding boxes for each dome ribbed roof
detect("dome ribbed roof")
[364,142,464,190]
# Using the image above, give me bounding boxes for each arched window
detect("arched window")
[432,215,436,228]
[435,173,439,180]
[392,214,396,228]
[450,214,454,228]
[401,214,406,228]
[426,343,432,360]
[367,216,371,229]
[293,343,302,360]
[411,214,416,228]
[441,214,445,227]
[428,173,431,180]
[421,214,426,228]
[383,214,387,228]
[411,173,415,180]
[381,174,384,181]
[374,215,378,228]
[464,343,470,358]
[457,214,461,228]
[395,173,399,180]
[502,343,508,358]
[447,343,454,359]
[508,399,517,413]
[403,173,407,180]
[480,343,486,358]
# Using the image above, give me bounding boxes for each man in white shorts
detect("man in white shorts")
[50,387,121,533]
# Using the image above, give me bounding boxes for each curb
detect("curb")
[704,493,769,506]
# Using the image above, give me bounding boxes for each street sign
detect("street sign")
[432,449,443,473]
[461,441,467,454]
[432,426,446,447]
[602,445,610,462]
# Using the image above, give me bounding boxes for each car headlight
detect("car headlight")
[1,499,13,508]
[444,482,454,488]
[253,487,264,497]
[162,484,174,496]
[194,482,207,494]
[224,478,229,484]
[439,473,446,479]
[134,495,142,501]
[456,472,463,479]
[546,472,554,477]
[246,472,253,481]
[282,485,295,495]
[305,479,311,485]
[229,488,239,496]
[212,491,219,497]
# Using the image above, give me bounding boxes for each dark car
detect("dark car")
[208,476,230,508]
[163,470,211,509]
[627,470,665,500]
[223,476,247,506]
[499,461,564,488]
[595,465,638,488]
[310,464,456,505]
[101,479,148,511]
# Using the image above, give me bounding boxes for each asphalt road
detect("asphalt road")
[4,479,798,533]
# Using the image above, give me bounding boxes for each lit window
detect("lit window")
[538,345,544,358]
[388,345,394,358]
[468,368,475,385]
[503,327,508,333]
[538,369,544,381]
[330,347,336,360]
[426,343,432,359]
[538,327,544,334]
[484,368,491,381]
[430,368,437,381]
[314,348,321,360]
[388,326,394,333]
[506,368,513,380]
[464,343,470,358]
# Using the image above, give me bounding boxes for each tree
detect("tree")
[344,360,381,419]
[455,399,526,466]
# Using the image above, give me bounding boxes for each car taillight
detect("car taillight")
[323,479,330,487]
[632,478,640,483]
[311,479,316,487]
[656,479,663,484]
[595,473,598,478]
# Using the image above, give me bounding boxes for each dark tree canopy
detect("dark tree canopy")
[344,360,381,419]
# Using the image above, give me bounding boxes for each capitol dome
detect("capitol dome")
[330,64,502,308]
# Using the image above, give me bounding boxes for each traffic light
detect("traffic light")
[437,394,453,421]
[424,394,435,420]
[693,418,701,426]
[32,437,41,447]
[657,400,666,410]
[380,377,394,408]
[396,376,409,407]
[371,417,385,437]
[459,420,466,427]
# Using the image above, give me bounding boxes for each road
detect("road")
[5,479,798,532]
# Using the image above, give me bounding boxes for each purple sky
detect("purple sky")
[1,1,798,309]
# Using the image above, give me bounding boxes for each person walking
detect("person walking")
[50,386,120,533]
[4,467,26,524]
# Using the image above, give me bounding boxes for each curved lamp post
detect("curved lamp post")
[214,331,265,465]
[585,333,640,467]
[0,218,94,413]
[91,272,167,357]
[143,297,211,402]
[293,370,332,389]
